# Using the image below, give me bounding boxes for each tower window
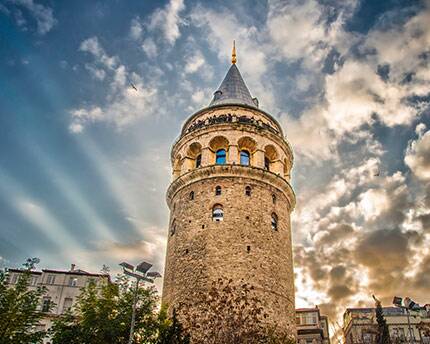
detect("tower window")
[272,194,276,204]
[216,149,226,164]
[212,204,224,222]
[247,245,251,253]
[170,221,176,236]
[215,186,221,196]
[245,186,251,196]
[240,150,250,166]
[196,154,202,168]
[271,213,278,231]
[189,191,194,200]
[264,157,270,171]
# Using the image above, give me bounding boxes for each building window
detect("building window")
[63,297,73,312]
[245,186,251,196]
[10,273,18,284]
[215,149,226,164]
[271,213,278,231]
[240,150,250,166]
[196,154,202,168]
[42,297,51,313]
[272,194,276,204]
[30,276,38,286]
[46,275,56,285]
[189,191,194,200]
[264,157,270,170]
[170,221,176,236]
[215,186,221,196]
[68,277,78,287]
[212,204,224,222]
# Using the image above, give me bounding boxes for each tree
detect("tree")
[175,278,295,344]
[0,258,50,344]
[50,275,160,344]
[373,295,391,344]
[156,307,190,344]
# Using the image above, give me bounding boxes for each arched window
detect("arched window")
[240,150,250,166]
[216,149,226,164]
[271,213,278,231]
[196,154,202,168]
[212,204,224,222]
[170,221,176,236]
[264,157,270,171]
[189,191,194,200]
[245,186,251,196]
[272,194,277,204]
[215,186,221,196]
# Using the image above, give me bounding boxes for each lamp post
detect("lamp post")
[393,296,419,344]
[120,261,161,344]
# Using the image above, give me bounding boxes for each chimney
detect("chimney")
[70,264,76,271]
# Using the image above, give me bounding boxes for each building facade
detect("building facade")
[296,307,331,344]
[162,49,296,335]
[343,306,430,344]
[7,265,110,343]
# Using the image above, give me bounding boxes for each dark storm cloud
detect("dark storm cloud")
[354,228,411,273]
[316,224,355,245]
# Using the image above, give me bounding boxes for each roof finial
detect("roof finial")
[232,40,237,64]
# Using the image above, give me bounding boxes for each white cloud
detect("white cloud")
[130,17,143,40]
[267,0,358,68]
[71,37,160,132]
[142,38,158,59]
[405,126,430,181]
[84,63,106,80]
[184,52,205,74]
[149,0,185,45]
[10,0,56,34]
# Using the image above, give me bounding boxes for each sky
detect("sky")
[1,0,430,339]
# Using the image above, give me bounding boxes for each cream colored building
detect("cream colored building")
[296,307,331,344]
[162,46,296,338]
[343,306,430,344]
[7,264,110,343]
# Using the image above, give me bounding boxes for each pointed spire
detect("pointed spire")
[232,40,237,64]
[208,41,259,108]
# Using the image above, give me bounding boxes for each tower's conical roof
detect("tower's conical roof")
[209,64,258,108]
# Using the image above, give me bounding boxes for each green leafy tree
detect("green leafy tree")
[175,278,295,344]
[0,258,50,344]
[156,307,190,344]
[373,295,391,344]
[50,275,161,344]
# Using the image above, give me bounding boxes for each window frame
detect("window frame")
[215,149,227,165]
[196,154,202,168]
[215,186,222,196]
[212,204,224,222]
[240,150,250,166]
[271,213,278,231]
[245,186,251,196]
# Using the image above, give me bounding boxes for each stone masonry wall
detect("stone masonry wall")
[162,174,296,333]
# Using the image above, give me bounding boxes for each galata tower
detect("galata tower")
[162,44,296,334]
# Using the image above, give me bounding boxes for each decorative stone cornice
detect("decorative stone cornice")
[167,164,296,210]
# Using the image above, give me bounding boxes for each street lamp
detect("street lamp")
[393,296,420,344]
[120,261,161,344]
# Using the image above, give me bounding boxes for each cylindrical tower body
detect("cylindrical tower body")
[162,63,296,335]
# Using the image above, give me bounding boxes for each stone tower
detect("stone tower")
[162,47,296,334]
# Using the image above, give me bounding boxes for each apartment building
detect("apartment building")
[296,307,331,344]
[343,305,430,344]
[7,264,110,342]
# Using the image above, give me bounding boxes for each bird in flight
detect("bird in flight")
[130,82,138,91]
